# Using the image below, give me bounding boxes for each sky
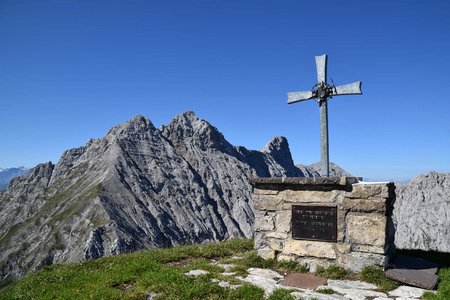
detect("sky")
[1,0,449,182]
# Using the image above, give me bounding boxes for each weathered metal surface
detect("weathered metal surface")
[315,54,327,83]
[287,55,362,177]
[333,81,362,96]
[292,205,337,242]
[319,101,329,177]
[287,90,314,104]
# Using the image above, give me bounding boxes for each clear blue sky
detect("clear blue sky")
[1,1,449,182]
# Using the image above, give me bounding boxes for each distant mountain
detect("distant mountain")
[0,167,29,190]
[296,162,352,177]
[0,111,348,285]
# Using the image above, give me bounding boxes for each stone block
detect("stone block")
[275,209,291,233]
[277,254,295,262]
[257,247,275,260]
[345,183,389,199]
[253,188,279,195]
[268,238,284,251]
[342,198,386,213]
[335,243,351,254]
[337,252,386,272]
[283,239,337,259]
[347,214,386,247]
[352,244,385,254]
[253,195,282,211]
[279,190,342,203]
[266,231,288,239]
[295,258,333,273]
[337,209,346,242]
[254,211,275,231]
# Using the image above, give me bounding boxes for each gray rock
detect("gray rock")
[185,269,209,276]
[291,291,347,300]
[388,285,430,298]
[393,172,450,252]
[327,279,377,290]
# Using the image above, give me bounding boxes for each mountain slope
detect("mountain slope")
[1,112,336,285]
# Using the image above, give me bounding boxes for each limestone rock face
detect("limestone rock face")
[0,111,334,286]
[393,172,450,252]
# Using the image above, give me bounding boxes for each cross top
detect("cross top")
[287,54,362,177]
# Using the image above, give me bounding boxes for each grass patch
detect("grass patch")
[236,252,307,274]
[423,267,450,300]
[0,239,259,300]
[315,265,347,279]
[316,287,334,294]
[360,266,398,292]
[267,288,295,300]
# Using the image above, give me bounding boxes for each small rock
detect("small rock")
[185,269,209,276]
[290,291,346,300]
[388,285,429,298]
[247,267,284,280]
[216,263,235,271]
[220,272,236,276]
[327,279,378,290]
[237,274,279,296]
[211,278,220,283]
[218,281,230,288]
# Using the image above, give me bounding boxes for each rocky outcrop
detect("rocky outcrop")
[393,172,450,253]
[0,111,335,286]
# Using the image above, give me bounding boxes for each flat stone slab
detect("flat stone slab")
[327,279,378,290]
[278,273,327,289]
[250,177,357,186]
[290,291,347,300]
[385,268,438,290]
[388,285,430,298]
[385,255,438,289]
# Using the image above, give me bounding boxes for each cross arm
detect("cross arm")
[287,90,315,104]
[332,81,362,96]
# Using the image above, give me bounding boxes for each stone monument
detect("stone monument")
[251,177,396,272]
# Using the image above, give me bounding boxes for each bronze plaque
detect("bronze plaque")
[292,205,337,242]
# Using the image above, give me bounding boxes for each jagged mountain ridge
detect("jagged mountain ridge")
[0,111,347,285]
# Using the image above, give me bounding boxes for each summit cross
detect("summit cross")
[287,54,362,177]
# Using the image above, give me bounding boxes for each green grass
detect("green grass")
[360,266,398,292]
[316,287,334,294]
[423,267,450,300]
[267,289,295,300]
[0,239,272,300]
[315,265,347,279]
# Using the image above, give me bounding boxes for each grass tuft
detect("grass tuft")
[360,266,398,292]
[423,267,450,300]
[316,287,334,294]
[267,288,295,300]
[315,265,347,279]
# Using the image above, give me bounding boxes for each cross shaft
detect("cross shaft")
[287,54,362,177]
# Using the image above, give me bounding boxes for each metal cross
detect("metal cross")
[287,54,362,177]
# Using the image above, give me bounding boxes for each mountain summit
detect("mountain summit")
[0,112,347,285]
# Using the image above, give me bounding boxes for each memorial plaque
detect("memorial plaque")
[292,205,337,242]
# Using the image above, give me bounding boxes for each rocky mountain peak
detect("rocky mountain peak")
[106,115,155,140]
[162,111,233,152]
[261,136,296,171]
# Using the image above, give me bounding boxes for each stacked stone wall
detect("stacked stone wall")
[251,177,395,272]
